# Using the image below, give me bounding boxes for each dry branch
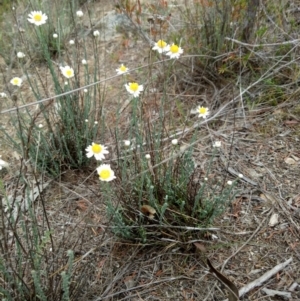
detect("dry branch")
[222,257,293,300]
[238,257,293,297]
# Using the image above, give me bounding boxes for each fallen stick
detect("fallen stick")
[239,257,292,297]
[222,257,293,300]
[261,288,292,299]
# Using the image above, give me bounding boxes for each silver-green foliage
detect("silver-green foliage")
[0,0,102,176]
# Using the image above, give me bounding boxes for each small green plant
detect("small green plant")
[103,134,239,242]
[84,43,239,241]
[0,177,79,300]
[0,3,102,176]
[169,0,248,74]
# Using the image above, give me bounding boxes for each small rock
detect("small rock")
[284,157,297,165]
[269,213,279,227]
[95,11,133,42]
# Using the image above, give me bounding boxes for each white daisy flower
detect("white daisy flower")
[124,140,131,146]
[53,33,58,38]
[145,154,151,159]
[82,59,87,65]
[171,139,178,145]
[227,180,233,185]
[10,77,22,87]
[69,40,75,45]
[28,11,48,26]
[76,10,84,17]
[197,106,210,119]
[96,164,116,182]
[17,52,25,58]
[165,43,183,59]
[86,142,109,160]
[60,66,74,79]
[0,92,7,98]
[125,82,144,97]
[211,234,219,240]
[116,64,129,75]
[213,141,221,148]
[93,30,100,37]
[0,158,9,170]
[152,40,170,53]
[238,174,244,179]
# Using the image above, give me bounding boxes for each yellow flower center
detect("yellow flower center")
[120,65,127,72]
[157,40,167,48]
[34,14,42,22]
[170,44,179,53]
[13,79,19,85]
[92,144,102,154]
[129,82,139,92]
[99,169,111,180]
[198,107,207,114]
[66,69,73,77]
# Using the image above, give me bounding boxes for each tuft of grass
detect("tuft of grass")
[89,48,240,241]
[0,173,88,300]
[0,1,103,176]
[103,136,239,242]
